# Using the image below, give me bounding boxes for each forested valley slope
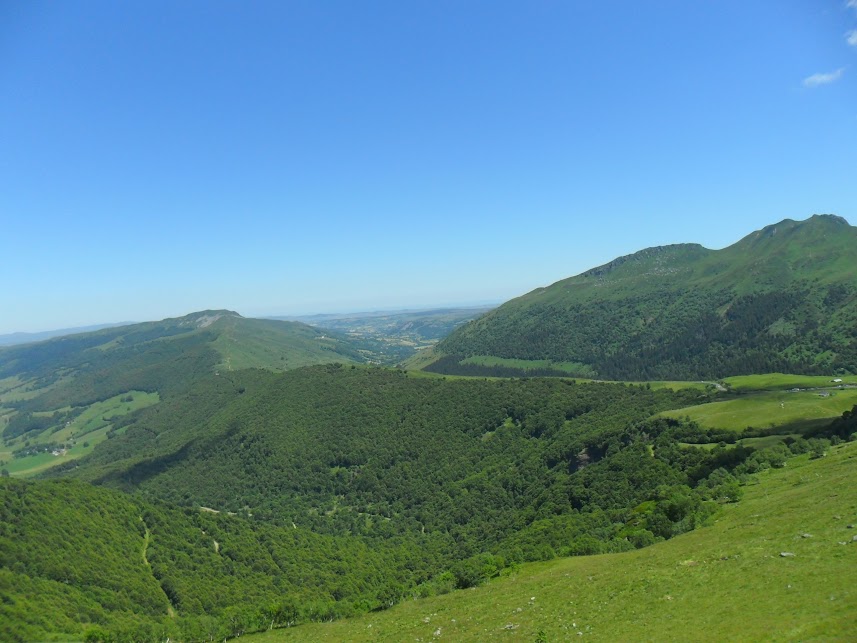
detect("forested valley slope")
[0,363,784,641]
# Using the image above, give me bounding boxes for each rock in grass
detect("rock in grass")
[780,552,796,557]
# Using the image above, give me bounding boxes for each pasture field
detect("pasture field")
[723,372,857,392]
[658,388,857,433]
[0,391,159,477]
[252,442,857,642]
[0,376,24,399]
[401,348,443,370]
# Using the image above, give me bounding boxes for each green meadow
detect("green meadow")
[723,372,857,392]
[659,388,857,433]
[210,317,361,372]
[250,442,857,642]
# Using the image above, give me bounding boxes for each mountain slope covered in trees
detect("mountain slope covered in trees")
[59,366,716,542]
[11,362,837,641]
[3,216,856,641]
[0,476,446,642]
[429,215,857,380]
[5,372,854,641]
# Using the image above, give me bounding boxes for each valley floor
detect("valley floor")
[252,442,857,641]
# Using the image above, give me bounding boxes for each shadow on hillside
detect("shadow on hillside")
[95,440,196,490]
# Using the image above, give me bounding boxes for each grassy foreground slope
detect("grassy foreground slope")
[255,442,857,642]
[430,215,857,380]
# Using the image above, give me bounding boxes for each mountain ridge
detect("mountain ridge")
[0,312,368,476]
[429,214,857,380]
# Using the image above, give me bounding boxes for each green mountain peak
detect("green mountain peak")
[173,309,243,328]
[431,215,857,380]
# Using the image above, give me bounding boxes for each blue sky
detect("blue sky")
[2,1,856,333]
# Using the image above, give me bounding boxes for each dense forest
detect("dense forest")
[62,366,715,540]
[0,477,444,641]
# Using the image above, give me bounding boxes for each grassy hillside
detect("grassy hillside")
[208,315,363,371]
[660,388,857,433]
[0,311,366,477]
[0,310,362,387]
[430,215,857,380]
[722,372,857,392]
[0,390,159,477]
[251,440,857,642]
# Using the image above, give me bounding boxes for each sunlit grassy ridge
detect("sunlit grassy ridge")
[252,442,857,642]
[723,372,857,392]
[208,315,362,372]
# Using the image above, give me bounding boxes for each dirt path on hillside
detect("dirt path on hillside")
[140,520,176,618]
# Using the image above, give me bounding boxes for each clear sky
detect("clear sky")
[2,1,856,334]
